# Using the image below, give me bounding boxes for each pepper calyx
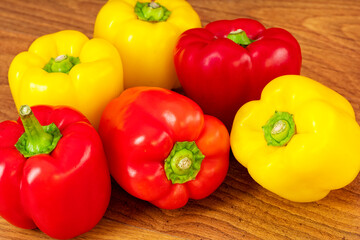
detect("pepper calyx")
[43,54,80,73]
[262,111,296,146]
[134,1,171,22]
[227,29,255,47]
[15,105,62,158]
[164,141,205,184]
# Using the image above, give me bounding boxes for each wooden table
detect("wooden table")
[1,0,359,239]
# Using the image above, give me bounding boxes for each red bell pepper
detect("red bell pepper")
[99,87,230,209]
[174,18,302,130]
[0,105,111,239]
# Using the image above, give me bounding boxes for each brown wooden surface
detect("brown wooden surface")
[1,0,360,239]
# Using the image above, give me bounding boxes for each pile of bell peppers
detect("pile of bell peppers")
[1,0,360,239]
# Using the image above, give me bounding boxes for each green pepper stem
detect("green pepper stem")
[227,29,255,47]
[164,141,205,184]
[15,105,62,158]
[262,111,296,146]
[43,54,80,73]
[134,1,171,22]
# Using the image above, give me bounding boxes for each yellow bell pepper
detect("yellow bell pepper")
[230,75,360,202]
[8,30,123,128]
[93,0,201,89]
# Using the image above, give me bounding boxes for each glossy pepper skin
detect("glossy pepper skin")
[99,87,230,209]
[0,105,111,239]
[8,30,123,128]
[94,0,201,89]
[174,18,302,130]
[230,75,360,202]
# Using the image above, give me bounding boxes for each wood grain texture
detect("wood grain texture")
[0,0,359,239]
